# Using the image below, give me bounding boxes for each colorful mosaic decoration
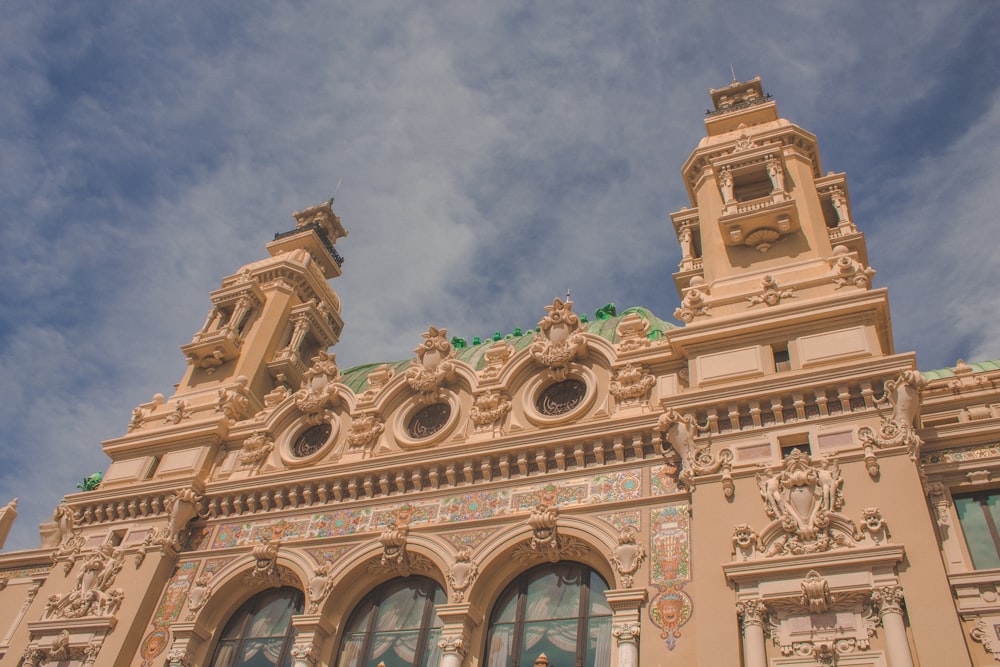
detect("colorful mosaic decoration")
[440,528,496,550]
[202,470,642,550]
[0,564,50,578]
[921,443,1000,465]
[649,463,683,496]
[139,560,199,666]
[203,556,237,576]
[305,544,355,565]
[597,510,641,533]
[648,504,692,650]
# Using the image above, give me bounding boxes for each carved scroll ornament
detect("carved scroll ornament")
[858,370,926,474]
[655,409,733,491]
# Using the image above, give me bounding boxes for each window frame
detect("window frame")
[955,489,1000,569]
[209,586,304,667]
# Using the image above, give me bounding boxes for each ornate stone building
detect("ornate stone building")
[0,77,997,667]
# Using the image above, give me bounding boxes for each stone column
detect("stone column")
[435,602,483,667]
[872,586,914,667]
[736,599,768,667]
[605,588,648,667]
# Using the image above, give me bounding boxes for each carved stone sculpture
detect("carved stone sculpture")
[529,299,588,381]
[830,245,876,289]
[39,503,77,550]
[379,522,412,575]
[609,363,656,405]
[615,311,652,352]
[858,507,890,544]
[447,547,479,602]
[747,274,794,307]
[766,157,785,192]
[238,431,274,474]
[718,166,735,204]
[656,409,734,486]
[405,327,457,401]
[859,370,926,461]
[609,526,647,588]
[307,561,335,612]
[153,487,203,552]
[800,570,832,613]
[216,375,255,423]
[674,281,711,323]
[731,524,759,562]
[480,341,514,381]
[470,389,512,430]
[528,504,561,562]
[45,544,125,619]
[186,574,212,620]
[164,400,191,425]
[347,413,384,450]
[294,351,342,423]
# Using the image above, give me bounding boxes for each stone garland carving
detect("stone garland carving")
[469,389,512,430]
[674,280,711,323]
[447,546,479,602]
[405,327,457,402]
[736,451,890,559]
[238,431,274,475]
[45,545,125,619]
[609,363,655,405]
[512,504,588,563]
[185,574,212,620]
[346,413,385,450]
[615,312,652,353]
[747,274,794,308]
[529,299,588,381]
[294,351,342,424]
[307,561,335,612]
[830,245,876,289]
[609,525,647,588]
[858,370,927,475]
[216,375,256,423]
[655,409,734,494]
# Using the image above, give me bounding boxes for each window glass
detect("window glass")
[956,493,1000,569]
[337,577,445,667]
[210,587,303,667]
[485,563,611,667]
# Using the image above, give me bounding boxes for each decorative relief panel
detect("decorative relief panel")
[648,504,692,650]
[921,442,1000,465]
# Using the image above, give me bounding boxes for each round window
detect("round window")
[292,423,331,458]
[408,403,451,439]
[536,379,587,416]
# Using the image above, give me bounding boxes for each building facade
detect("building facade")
[0,77,998,667]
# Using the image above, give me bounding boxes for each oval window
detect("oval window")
[291,423,331,458]
[408,403,452,439]
[536,379,587,416]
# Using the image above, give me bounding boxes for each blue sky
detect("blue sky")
[1,2,997,551]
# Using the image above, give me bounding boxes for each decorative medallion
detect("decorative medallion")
[408,402,452,439]
[536,379,586,416]
[292,423,332,458]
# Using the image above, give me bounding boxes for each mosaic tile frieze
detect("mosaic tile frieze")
[139,560,198,666]
[440,528,496,550]
[203,470,643,551]
[0,564,50,579]
[648,504,692,651]
[597,510,641,533]
[305,544,355,565]
[922,442,1000,465]
[649,463,684,496]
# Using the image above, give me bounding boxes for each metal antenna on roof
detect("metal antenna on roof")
[730,64,738,83]
[566,289,571,302]
[331,177,343,201]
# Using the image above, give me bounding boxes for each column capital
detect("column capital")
[871,584,905,620]
[736,598,769,630]
[605,587,648,612]
[438,634,468,657]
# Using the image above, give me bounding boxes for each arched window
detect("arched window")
[485,563,612,667]
[337,576,446,667]
[210,586,303,667]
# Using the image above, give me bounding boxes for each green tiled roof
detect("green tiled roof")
[922,359,1000,380]
[339,305,674,394]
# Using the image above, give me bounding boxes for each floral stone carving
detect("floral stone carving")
[609,525,647,588]
[294,351,342,424]
[529,299,588,381]
[609,363,655,405]
[470,389,511,430]
[216,375,256,423]
[238,431,274,474]
[655,409,734,491]
[404,327,457,401]
[858,370,926,466]
[347,413,384,450]
[45,545,125,619]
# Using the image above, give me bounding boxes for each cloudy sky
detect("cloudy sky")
[0,2,997,551]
